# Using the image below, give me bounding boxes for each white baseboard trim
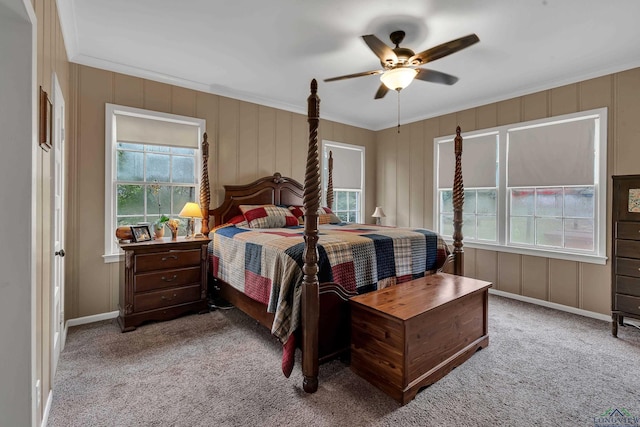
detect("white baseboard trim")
[41,390,52,427]
[488,289,611,322]
[66,311,119,328]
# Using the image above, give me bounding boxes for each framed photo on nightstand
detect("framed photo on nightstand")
[130,225,152,242]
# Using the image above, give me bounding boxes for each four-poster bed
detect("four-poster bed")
[199,80,467,393]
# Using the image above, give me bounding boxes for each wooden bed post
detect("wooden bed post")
[200,132,211,236]
[452,126,464,276]
[302,79,321,393]
[326,151,333,210]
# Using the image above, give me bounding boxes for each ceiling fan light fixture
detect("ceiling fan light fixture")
[380,67,417,91]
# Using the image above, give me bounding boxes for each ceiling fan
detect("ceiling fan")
[324,31,479,99]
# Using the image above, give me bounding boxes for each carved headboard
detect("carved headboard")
[208,173,304,226]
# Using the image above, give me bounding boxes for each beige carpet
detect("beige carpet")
[48,295,640,426]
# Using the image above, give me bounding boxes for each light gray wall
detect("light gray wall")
[0,1,35,426]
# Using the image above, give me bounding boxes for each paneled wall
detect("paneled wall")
[67,65,376,318]
[376,68,640,315]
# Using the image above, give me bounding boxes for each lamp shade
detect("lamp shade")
[179,202,203,218]
[372,207,386,218]
[380,68,417,91]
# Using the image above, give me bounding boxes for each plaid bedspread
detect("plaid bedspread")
[209,223,450,344]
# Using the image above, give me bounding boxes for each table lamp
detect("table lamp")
[179,202,203,238]
[372,206,386,225]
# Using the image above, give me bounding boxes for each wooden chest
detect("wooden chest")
[350,273,491,405]
[118,236,210,332]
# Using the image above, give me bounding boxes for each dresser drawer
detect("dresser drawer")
[615,294,640,316]
[134,284,202,312]
[135,249,201,273]
[134,267,201,293]
[616,222,640,241]
[615,258,640,278]
[615,240,640,259]
[615,275,640,297]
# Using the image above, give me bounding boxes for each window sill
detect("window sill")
[103,253,123,264]
[447,240,607,265]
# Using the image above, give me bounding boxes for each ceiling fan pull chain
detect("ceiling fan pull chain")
[397,90,401,133]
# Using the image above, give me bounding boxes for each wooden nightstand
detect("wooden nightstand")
[117,236,210,332]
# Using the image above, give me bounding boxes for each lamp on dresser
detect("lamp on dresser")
[179,202,203,238]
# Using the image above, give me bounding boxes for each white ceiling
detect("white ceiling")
[58,0,640,131]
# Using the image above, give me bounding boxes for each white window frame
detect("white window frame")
[434,107,607,265]
[103,104,206,263]
[322,140,365,223]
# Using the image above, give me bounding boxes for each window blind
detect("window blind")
[326,144,362,189]
[115,114,200,148]
[438,133,498,188]
[507,118,595,187]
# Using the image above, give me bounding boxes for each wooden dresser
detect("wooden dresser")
[117,236,210,332]
[350,273,491,405]
[612,175,640,336]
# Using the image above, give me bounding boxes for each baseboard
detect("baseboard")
[66,311,119,328]
[488,289,611,322]
[41,390,52,427]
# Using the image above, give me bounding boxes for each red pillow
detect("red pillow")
[239,205,298,228]
[228,214,248,227]
[288,206,305,223]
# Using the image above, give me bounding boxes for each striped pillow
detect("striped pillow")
[288,205,341,224]
[239,205,299,228]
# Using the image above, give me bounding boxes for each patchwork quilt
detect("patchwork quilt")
[209,223,451,345]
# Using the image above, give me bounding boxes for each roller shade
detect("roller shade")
[507,118,595,187]
[327,144,362,189]
[438,133,498,188]
[116,114,200,148]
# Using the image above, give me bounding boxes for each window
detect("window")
[104,104,206,262]
[438,132,499,243]
[333,190,361,223]
[435,108,607,264]
[322,141,365,223]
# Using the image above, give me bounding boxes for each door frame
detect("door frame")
[50,72,66,377]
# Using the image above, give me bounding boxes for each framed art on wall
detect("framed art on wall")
[39,86,52,151]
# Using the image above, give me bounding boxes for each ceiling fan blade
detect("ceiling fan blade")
[415,69,459,85]
[324,69,383,82]
[362,34,398,65]
[374,84,389,99]
[409,34,479,65]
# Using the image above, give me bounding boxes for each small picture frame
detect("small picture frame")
[629,189,640,213]
[39,86,52,151]
[130,225,152,242]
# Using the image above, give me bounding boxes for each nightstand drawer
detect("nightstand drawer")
[134,284,202,312]
[616,222,640,241]
[615,276,640,297]
[615,294,640,316]
[134,267,201,293]
[615,258,640,278]
[135,249,201,273]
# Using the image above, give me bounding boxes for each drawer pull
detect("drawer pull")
[161,255,178,261]
[161,274,178,282]
[161,293,177,301]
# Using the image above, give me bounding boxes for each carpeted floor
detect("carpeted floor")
[48,295,640,427]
